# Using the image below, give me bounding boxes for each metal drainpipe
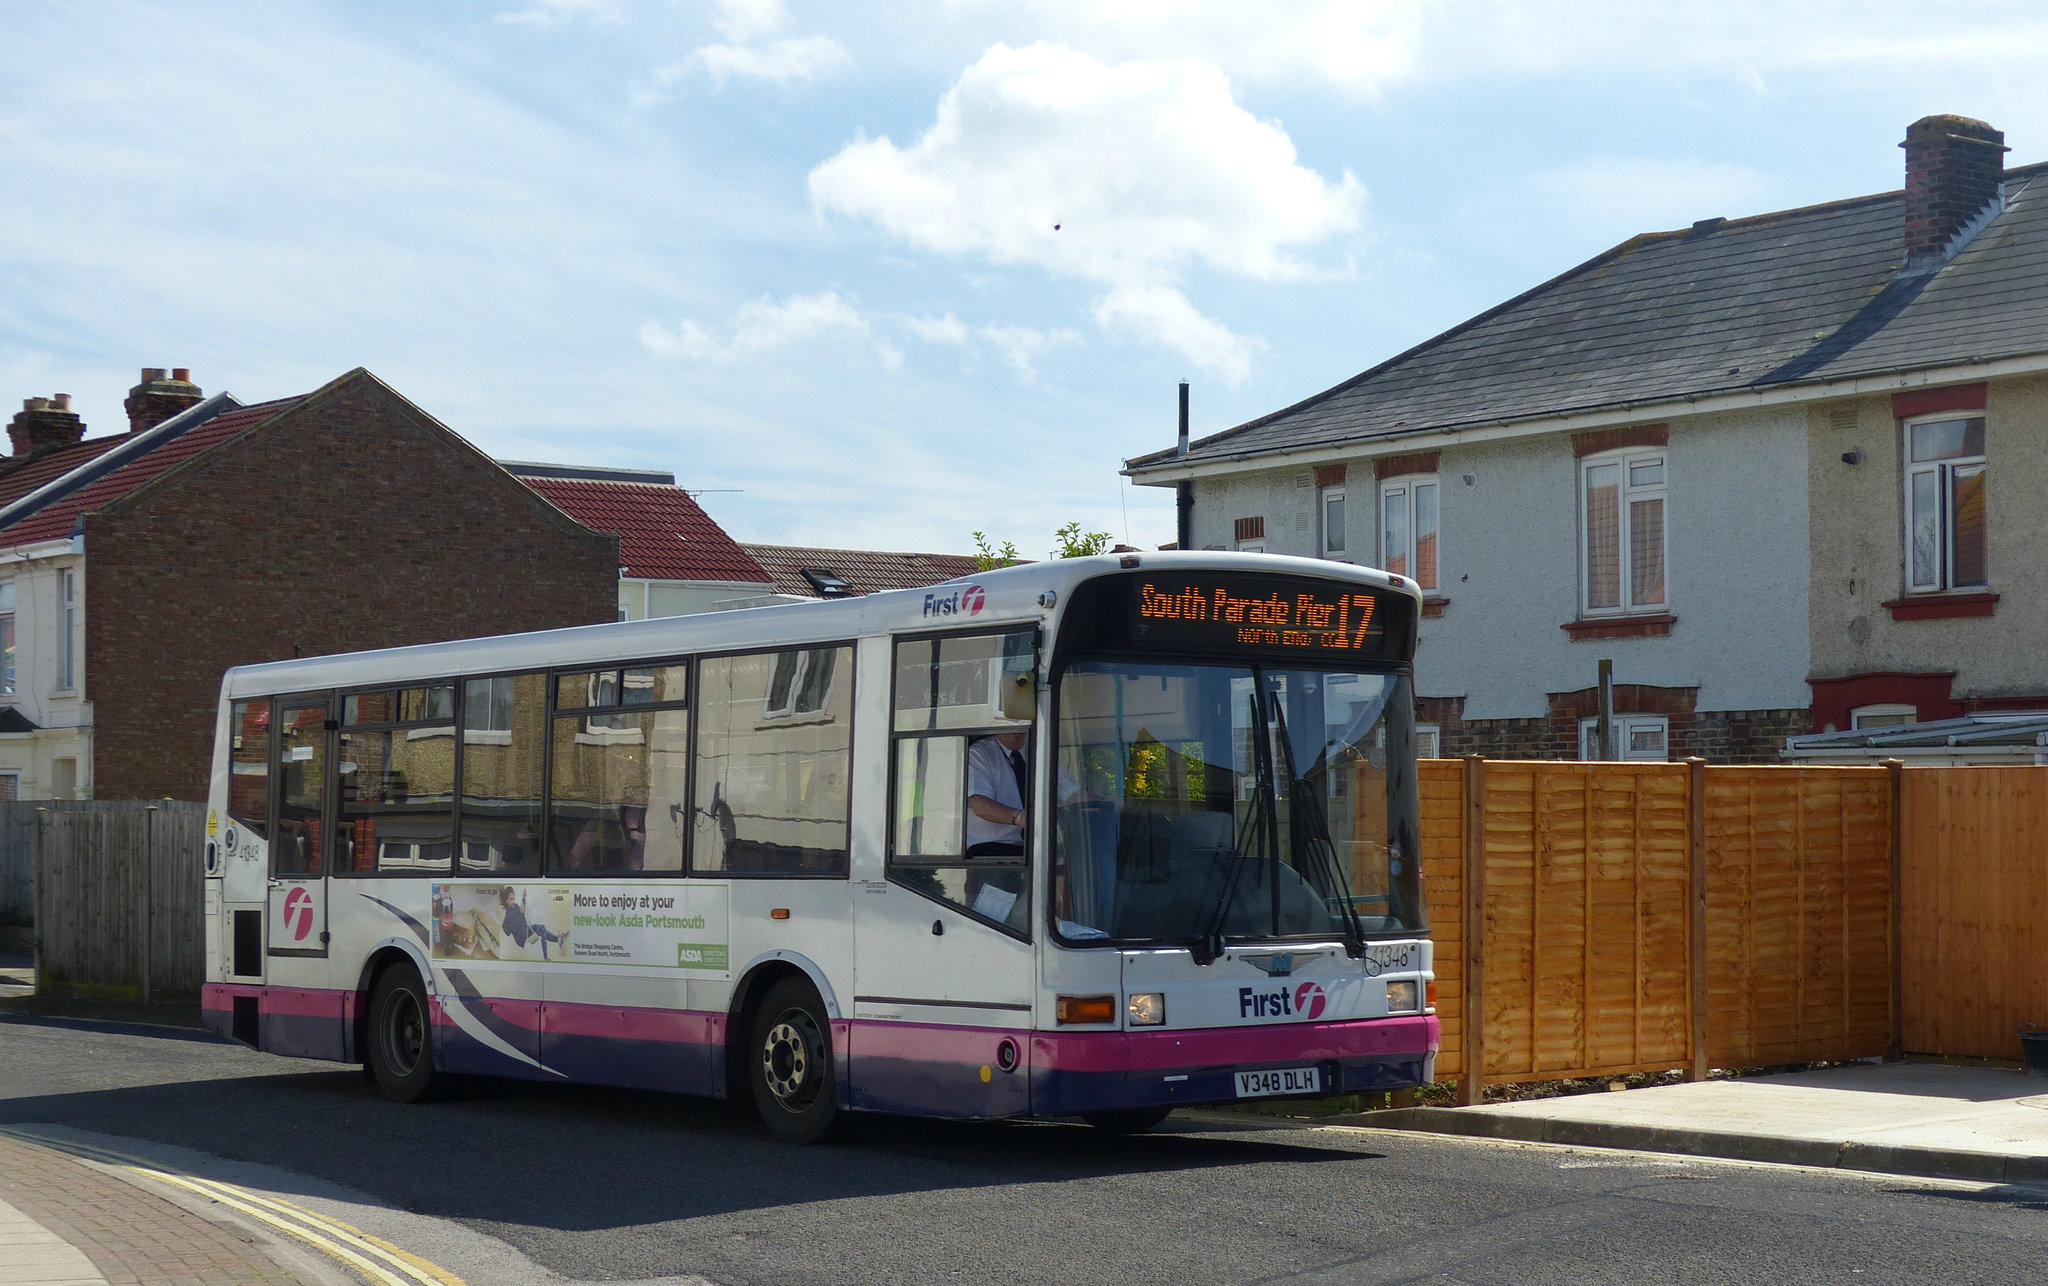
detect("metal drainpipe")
[1175,382,1193,551]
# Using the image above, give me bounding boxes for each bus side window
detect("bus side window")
[460,673,545,875]
[693,647,853,876]
[548,664,689,874]
[229,699,271,839]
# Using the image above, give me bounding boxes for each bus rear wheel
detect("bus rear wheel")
[749,977,840,1144]
[1082,1106,1173,1134]
[367,964,438,1103]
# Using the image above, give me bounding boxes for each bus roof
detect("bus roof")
[218,551,1419,699]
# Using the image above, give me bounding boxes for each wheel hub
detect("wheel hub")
[761,1012,821,1108]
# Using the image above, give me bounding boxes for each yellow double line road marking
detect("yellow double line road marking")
[0,1127,464,1286]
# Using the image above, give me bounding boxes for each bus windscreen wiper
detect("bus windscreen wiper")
[1193,691,1277,965]
[1271,704,1368,960]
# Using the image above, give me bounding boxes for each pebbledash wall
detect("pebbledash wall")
[84,371,620,801]
[1805,373,2048,729]
[1188,403,1813,762]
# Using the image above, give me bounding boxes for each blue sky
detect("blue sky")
[4,1,2046,557]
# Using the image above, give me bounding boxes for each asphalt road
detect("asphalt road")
[2,1013,2045,1286]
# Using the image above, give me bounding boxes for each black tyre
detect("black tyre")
[1082,1106,1173,1134]
[749,977,840,1144]
[367,964,438,1103]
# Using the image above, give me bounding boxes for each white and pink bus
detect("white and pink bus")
[201,552,1436,1141]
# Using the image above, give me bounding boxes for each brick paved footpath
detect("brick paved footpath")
[0,1134,308,1286]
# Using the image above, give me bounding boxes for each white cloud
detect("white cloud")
[1531,158,1772,235]
[942,1,1426,97]
[497,0,624,27]
[1094,283,1259,385]
[693,35,849,84]
[809,41,1359,379]
[895,312,970,345]
[640,291,875,361]
[977,323,1079,376]
[712,0,789,42]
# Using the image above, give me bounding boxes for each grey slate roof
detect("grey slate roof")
[1129,162,2048,473]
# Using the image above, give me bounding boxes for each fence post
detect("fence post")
[32,807,47,993]
[143,805,157,1007]
[1457,755,1487,1107]
[1686,758,1708,1081]
[1885,757,1904,1061]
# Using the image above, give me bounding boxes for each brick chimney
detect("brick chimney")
[123,366,203,434]
[8,394,86,456]
[1901,115,2008,270]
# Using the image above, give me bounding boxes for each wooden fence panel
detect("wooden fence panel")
[33,801,205,1000]
[1479,761,1691,1084]
[1901,767,2048,1061]
[1703,767,1890,1068]
[1417,758,1465,1079]
[0,803,40,932]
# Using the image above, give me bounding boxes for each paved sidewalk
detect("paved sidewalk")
[0,1134,310,1286]
[1367,1061,2048,1184]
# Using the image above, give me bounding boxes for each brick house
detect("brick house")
[0,367,619,801]
[502,463,777,616]
[1126,116,2048,762]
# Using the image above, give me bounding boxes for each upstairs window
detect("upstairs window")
[1379,475,1438,592]
[59,570,76,692]
[1233,516,1265,553]
[1320,487,1347,559]
[1904,416,1986,592]
[1581,452,1665,615]
[0,582,14,697]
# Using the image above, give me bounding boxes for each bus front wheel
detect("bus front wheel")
[748,977,840,1144]
[367,964,438,1103]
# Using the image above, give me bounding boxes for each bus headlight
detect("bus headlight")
[1127,992,1166,1027]
[1386,980,1420,1014]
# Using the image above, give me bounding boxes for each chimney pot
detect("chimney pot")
[8,392,86,456]
[1901,114,2009,269]
[124,365,204,434]
[171,367,190,382]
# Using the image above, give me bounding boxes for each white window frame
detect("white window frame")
[0,581,13,699]
[0,772,18,802]
[1578,714,1669,761]
[1319,485,1348,560]
[58,569,76,693]
[1236,539,1265,553]
[1850,703,1918,730]
[1579,450,1667,616]
[1902,414,1987,593]
[1416,724,1441,759]
[1378,474,1439,592]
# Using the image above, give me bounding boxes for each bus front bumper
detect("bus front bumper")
[1028,1013,1440,1115]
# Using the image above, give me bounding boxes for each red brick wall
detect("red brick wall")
[84,372,620,801]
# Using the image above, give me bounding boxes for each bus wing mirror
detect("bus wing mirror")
[1001,670,1037,722]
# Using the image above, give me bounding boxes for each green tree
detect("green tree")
[1052,521,1112,559]
[971,530,1020,572]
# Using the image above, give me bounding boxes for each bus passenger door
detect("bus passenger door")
[851,721,1037,1119]
[268,700,332,965]
[264,699,341,1059]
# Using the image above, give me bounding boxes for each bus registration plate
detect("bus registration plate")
[1234,1066,1320,1098]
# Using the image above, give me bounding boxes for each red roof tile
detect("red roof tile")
[0,398,304,545]
[524,478,768,584]
[740,543,985,598]
[0,435,129,510]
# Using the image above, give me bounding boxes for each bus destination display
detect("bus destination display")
[1130,576,1407,657]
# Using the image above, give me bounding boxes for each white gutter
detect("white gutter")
[1127,351,2048,484]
